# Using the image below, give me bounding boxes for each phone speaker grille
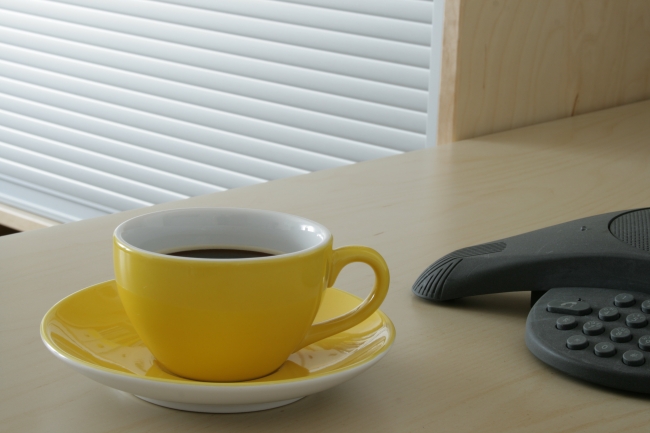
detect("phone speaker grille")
[412,241,506,300]
[610,209,650,252]
[445,241,507,258]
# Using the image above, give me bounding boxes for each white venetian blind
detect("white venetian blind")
[0,0,433,223]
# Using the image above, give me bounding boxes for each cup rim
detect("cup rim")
[113,207,332,262]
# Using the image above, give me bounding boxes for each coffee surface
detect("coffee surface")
[167,248,275,259]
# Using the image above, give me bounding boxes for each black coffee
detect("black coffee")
[167,248,275,259]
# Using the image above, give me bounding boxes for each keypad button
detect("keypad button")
[566,335,588,350]
[610,327,632,343]
[582,320,604,336]
[642,300,650,314]
[599,307,620,321]
[594,342,616,358]
[626,313,648,328]
[547,300,592,316]
[638,335,650,351]
[622,350,645,366]
[614,293,636,308]
[555,316,578,331]
[556,316,577,330]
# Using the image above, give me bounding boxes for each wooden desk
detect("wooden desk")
[3,101,650,432]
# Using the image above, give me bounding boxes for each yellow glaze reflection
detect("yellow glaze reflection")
[41,281,395,385]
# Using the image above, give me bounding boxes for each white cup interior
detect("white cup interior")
[114,208,330,259]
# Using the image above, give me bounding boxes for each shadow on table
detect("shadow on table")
[0,224,18,236]
[412,290,531,320]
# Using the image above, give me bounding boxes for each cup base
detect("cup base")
[136,395,304,413]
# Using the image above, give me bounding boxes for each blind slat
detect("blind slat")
[0,177,108,222]
[54,0,431,68]
[0,139,192,204]
[0,122,226,196]
[0,93,309,181]
[274,0,433,23]
[0,25,428,112]
[0,31,426,121]
[0,76,406,169]
[0,158,151,211]
[0,3,429,89]
[0,109,266,190]
[0,58,423,153]
[154,0,432,45]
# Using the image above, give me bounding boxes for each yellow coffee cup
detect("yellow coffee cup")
[113,208,390,382]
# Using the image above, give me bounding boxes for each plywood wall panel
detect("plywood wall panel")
[437,0,650,144]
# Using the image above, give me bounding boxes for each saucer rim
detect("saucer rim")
[41,279,396,388]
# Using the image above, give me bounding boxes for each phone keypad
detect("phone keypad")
[527,287,650,394]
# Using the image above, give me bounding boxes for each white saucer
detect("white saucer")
[41,280,395,413]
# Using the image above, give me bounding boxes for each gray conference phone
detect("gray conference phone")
[413,208,650,394]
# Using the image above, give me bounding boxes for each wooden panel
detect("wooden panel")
[435,0,460,146]
[437,0,650,144]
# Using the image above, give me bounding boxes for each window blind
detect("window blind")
[0,0,433,223]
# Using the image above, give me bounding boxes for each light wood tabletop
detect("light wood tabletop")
[2,100,650,432]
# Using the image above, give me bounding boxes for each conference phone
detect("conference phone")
[413,208,650,393]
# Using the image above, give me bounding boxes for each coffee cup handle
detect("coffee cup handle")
[296,246,390,350]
